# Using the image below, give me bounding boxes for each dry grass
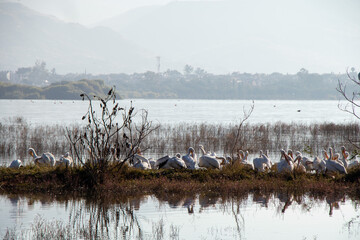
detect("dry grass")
[1,164,359,200]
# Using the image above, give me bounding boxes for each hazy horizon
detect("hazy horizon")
[1,0,359,74]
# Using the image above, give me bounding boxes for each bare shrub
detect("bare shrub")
[65,88,159,185]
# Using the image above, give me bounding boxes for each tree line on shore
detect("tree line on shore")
[0,79,114,100]
[0,62,358,99]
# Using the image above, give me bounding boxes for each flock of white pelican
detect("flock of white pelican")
[7,145,359,175]
[125,145,359,174]
[8,148,73,169]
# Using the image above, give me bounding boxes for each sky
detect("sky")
[16,0,220,26]
[2,0,360,74]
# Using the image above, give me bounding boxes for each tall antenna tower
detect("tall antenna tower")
[156,56,161,73]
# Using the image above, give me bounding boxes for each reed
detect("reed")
[0,117,69,163]
[1,118,360,164]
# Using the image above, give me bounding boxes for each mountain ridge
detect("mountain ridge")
[0,2,155,74]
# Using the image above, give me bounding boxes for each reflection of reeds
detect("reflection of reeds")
[3,216,77,240]
[1,118,360,162]
[152,218,164,240]
[1,190,359,240]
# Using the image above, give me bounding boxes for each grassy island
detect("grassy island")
[1,164,360,201]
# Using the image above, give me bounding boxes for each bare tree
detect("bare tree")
[230,101,255,160]
[337,71,360,120]
[337,70,360,148]
[66,88,159,185]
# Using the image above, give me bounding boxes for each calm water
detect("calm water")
[1,193,359,240]
[0,99,358,125]
[1,99,360,239]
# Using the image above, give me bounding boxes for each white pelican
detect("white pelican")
[276,149,294,173]
[156,154,186,169]
[57,152,73,167]
[339,146,360,169]
[339,146,349,168]
[332,153,344,165]
[198,145,221,169]
[204,147,227,164]
[215,155,230,166]
[155,155,171,169]
[240,150,254,170]
[182,147,197,169]
[322,149,329,161]
[169,154,187,169]
[148,158,156,169]
[28,148,56,166]
[325,147,347,174]
[348,155,360,169]
[235,150,245,163]
[127,145,151,169]
[312,156,326,174]
[132,153,151,170]
[9,159,22,169]
[287,149,294,159]
[295,151,313,172]
[323,149,342,162]
[225,156,232,165]
[133,158,151,170]
[253,150,272,172]
[293,154,307,173]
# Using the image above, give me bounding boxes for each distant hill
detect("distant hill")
[0,79,119,99]
[0,2,155,74]
[97,0,360,73]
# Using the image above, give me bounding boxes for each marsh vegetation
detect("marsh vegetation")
[1,117,360,164]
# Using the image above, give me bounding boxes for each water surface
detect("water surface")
[0,99,357,125]
[1,193,359,239]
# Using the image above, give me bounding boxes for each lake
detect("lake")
[2,99,358,165]
[1,99,360,239]
[0,99,358,126]
[1,193,359,239]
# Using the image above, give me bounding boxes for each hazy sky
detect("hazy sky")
[2,0,359,74]
[16,0,221,25]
